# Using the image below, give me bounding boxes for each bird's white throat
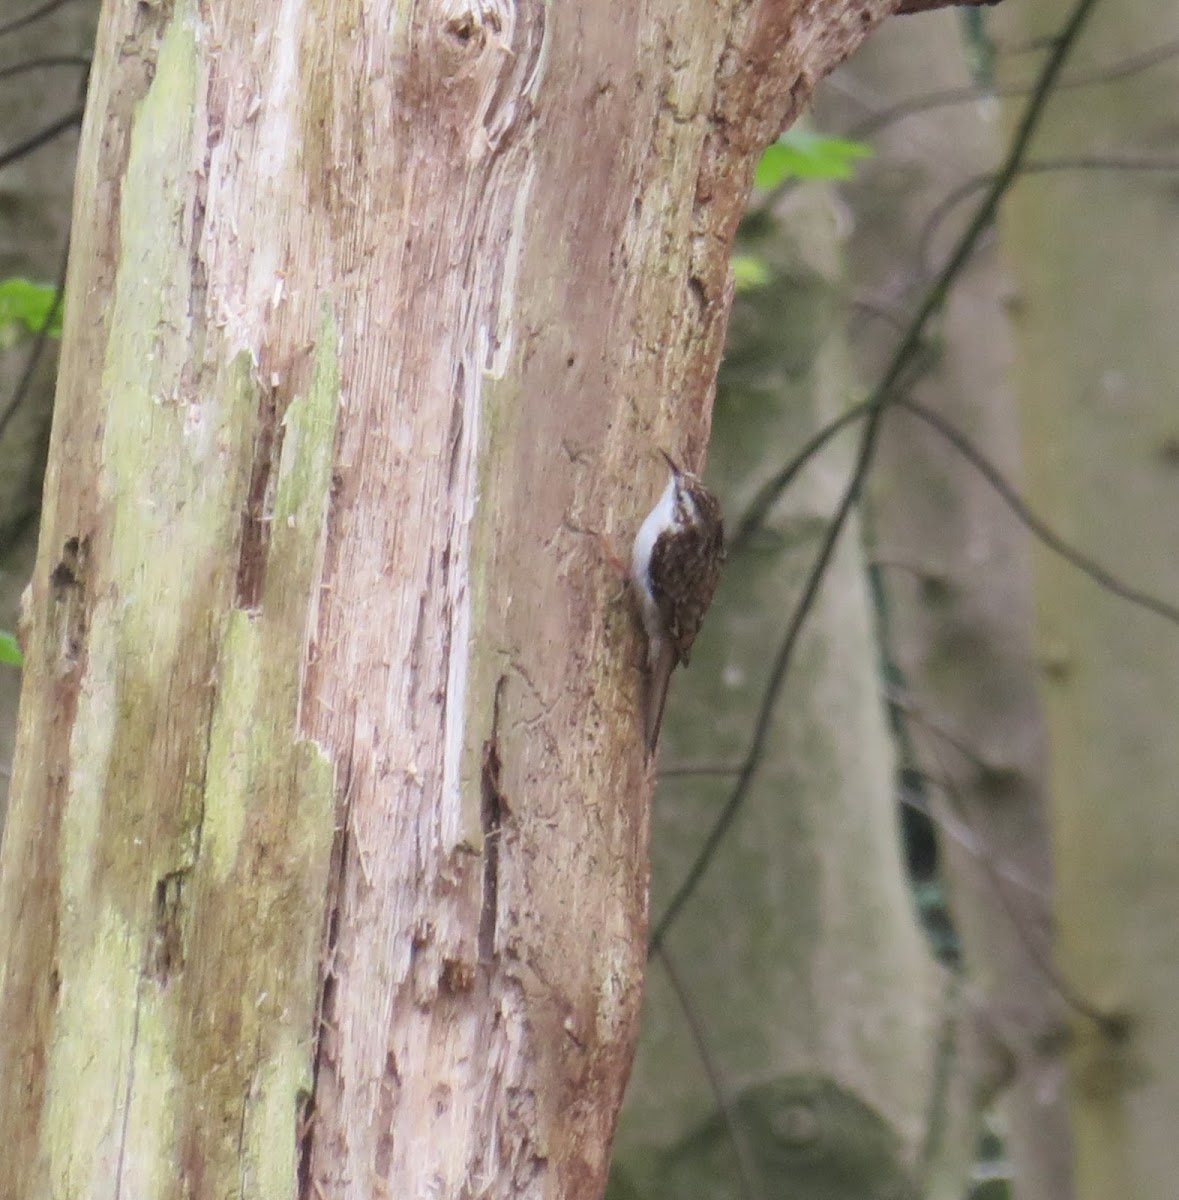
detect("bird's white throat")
[631,473,679,657]
[631,475,678,588]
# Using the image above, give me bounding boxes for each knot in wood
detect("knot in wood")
[440,0,507,55]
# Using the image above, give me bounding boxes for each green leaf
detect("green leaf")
[754,129,873,188]
[0,631,23,667]
[731,254,770,292]
[0,277,63,345]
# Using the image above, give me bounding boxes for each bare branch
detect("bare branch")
[0,0,76,40]
[0,108,82,171]
[917,723,1124,1038]
[848,36,1179,141]
[0,54,89,81]
[894,396,1179,628]
[894,0,1002,14]
[656,945,767,1200]
[919,155,1179,271]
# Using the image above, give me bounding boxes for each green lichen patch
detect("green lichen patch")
[167,310,340,1196]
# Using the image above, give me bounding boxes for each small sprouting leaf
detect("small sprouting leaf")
[0,277,63,345]
[0,631,23,667]
[754,129,873,188]
[731,254,771,292]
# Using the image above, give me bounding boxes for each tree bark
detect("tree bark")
[0,0,919,1196]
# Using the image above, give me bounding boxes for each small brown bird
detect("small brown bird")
[631,450,725,753]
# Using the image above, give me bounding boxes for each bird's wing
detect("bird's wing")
[649,520,723,666]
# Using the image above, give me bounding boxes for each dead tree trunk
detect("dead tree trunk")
[0,0,942,1195]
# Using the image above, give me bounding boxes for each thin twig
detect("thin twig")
[0,107,82,171]
[0,0,76,40]
[919,155,1179,272]
[846,36,1179,142]
[894,395,1179,627]
[655,945,766,1200]
[658,760,744,778]
[0,241,68,443]
[921,728,1122,1036]
[900,779,1050,901]
[729,351,936,555]
[0,54,89,81]
[884,684,994,775]
[894,0,1001,14]
[729,399,872,556]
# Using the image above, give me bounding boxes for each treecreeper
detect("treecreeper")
[630,450,725,754]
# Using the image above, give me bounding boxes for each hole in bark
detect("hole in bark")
[374,1051,399,1178]
[440,957,476,993]
[236,386,283,609]
[152,871,187,983]
[50,562,75,590]
[444,12,484,48]
[50,535,92,671]
[479,678,507,960]
[51,535,88,592]
[687,273,708,315]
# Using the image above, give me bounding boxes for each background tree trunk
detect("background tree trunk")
[818,12,1073,1198]
[0,0,912,1196]
[998,1,1179,1196]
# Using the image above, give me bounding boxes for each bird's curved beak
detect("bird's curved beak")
[658,448,682,476]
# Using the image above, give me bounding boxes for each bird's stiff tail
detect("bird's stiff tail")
[644,640,676,757]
